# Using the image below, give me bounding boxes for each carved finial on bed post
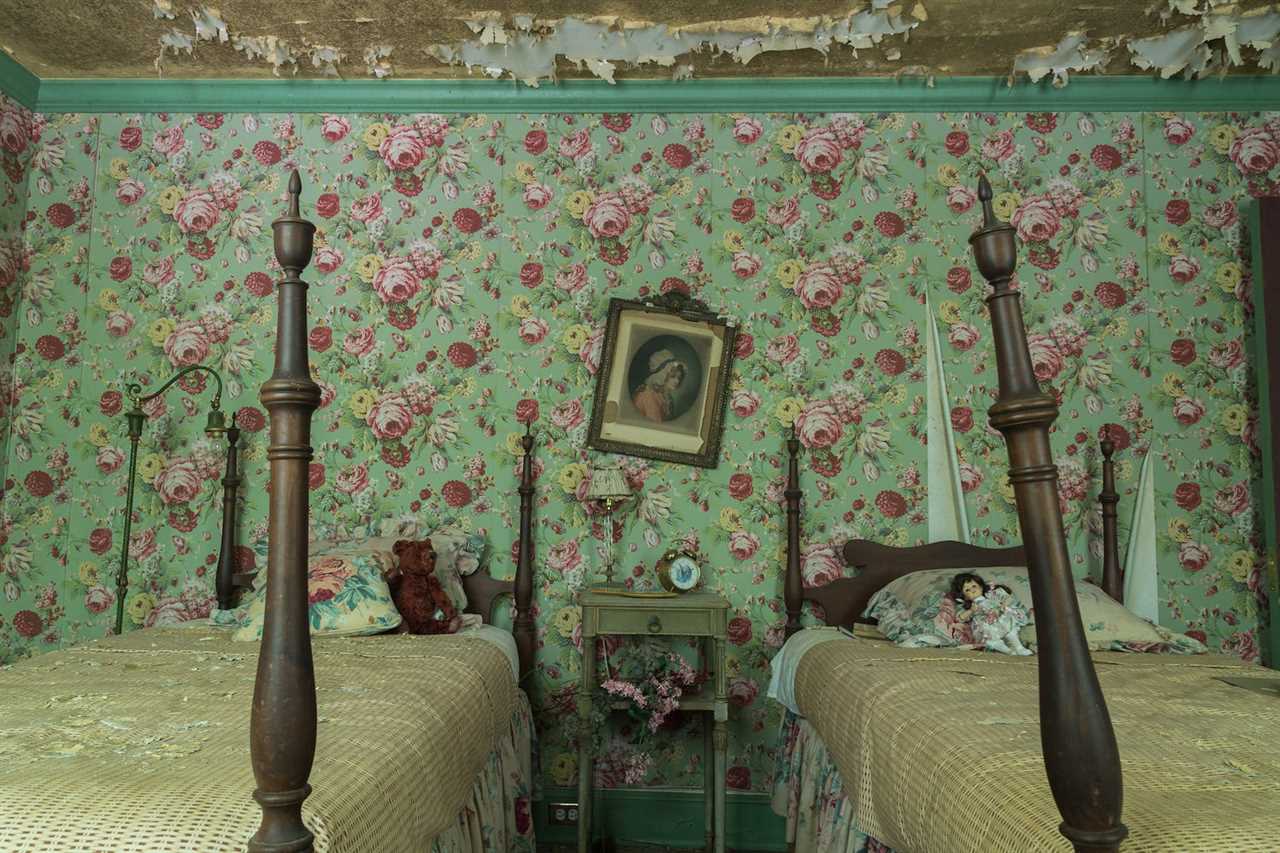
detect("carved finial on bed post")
[969,179,1128,853]
[249,169,321,853]
[215,415,242,610]
[1099,437,1123,604]
[784,424,804,639]
[513,422,537,682]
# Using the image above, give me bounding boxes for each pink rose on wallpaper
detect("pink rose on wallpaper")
[1178,541,1212,572]
[730,389,760,418]
[766,333,800,365]
[663,143,693,169]
[1094,281,1127,309]
[793,264,842,309]
[946,185,976,213]
[1214,482,1250,517]
[729,197,755,223]
[554,263,589,294]
[1229,127,1280,175]
[874,348,907,376]
[726,616,752,645]
[873,211,905,238]
[343,327,376,357]
[314,246,344,273]
[515,398,539,424]
[350,193,384,223]
[315,193,340,218]
[795,401,843,449]
[413,114,449,146]
[946,266,971,294]
[583,193,630,239]
[980,129,1015,161]
[547,539,582,574]
[794,127,842,173]
[174,189,220,234]
[1209,339,1244,370]
[523,182,553,210]
[1168,254,1200,284]
[1026,334,1064,382]
[550,399,584,430]
[1173,482,1201,511]
[96,446,124,474]
[1164,198,1191,225]
[732,117,762,144]
[801,543,842,586]
[152,125,185,157]
[366,396,414,440]
[519,316,549,344]
[320,114,350,141]
[379,125,427,170]
[734,332,754,359]
[105,311,135,337]
[558,128,592,160]
[163,321,210,367]
[831,114,868,149]
[581,326,604,374]
[948,323,981,351]
[154,461,201,505]
[129,528,157,561]
[727,678,758,708]
[958,461,983,493]
[84,586,114,615]
[1090,144,1123,170]
[1163,117,1195,145]
[13,610,42,638]
[766,197,800,228]
[523,129,547,155]
[731,251,761,279]
[0,102,29,154]
[409,243,444,279]
[728,529,759,561]
[1011,198,1060,242]
[372,259,422,304]
[1203,200,1238,229]
[0,241,22,289]
[944,130,969,156]
[309,326,332,352]
[728,473,753,500]
[88,527,113,555]
[1172,396,1206,426]
[118,125,142,151]
[518,262,543,288]
[115,178,146,206]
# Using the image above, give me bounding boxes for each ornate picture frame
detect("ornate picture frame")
[587,293,737,469]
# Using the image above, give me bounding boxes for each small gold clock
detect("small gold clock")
[655,549,701,593]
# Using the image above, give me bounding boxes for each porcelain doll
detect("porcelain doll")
[950,572,1033,656]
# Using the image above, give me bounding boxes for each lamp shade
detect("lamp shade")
[204,407,227,435]
[584,465,630,502]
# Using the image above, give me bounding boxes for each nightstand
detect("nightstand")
[576,590,730,853]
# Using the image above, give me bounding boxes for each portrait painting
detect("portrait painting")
[587,294,737,468]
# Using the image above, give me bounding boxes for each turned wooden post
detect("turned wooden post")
[249,170,321,853]
[1098,439,1123,604]
[514,422,537,680]
[216,418,242,610]
[970,175,1127,853]
[783,426,803,639]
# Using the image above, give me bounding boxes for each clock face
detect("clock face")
[669,556,700,591]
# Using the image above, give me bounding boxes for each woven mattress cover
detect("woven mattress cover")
[792,637,1280,853]
[0,627,519,852]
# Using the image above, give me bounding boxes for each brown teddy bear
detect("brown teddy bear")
[390,539,462,634]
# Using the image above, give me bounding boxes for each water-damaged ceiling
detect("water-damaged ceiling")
[2,1,1279,85]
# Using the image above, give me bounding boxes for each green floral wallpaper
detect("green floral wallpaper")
[0,96,1272,793]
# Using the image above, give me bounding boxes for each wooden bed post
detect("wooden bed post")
[1098,439,1123,604]
[215,417,242,610]
[783,426,803,639]
[249,170,320,853]
[970,176,1127,853]
[514,422,537,680]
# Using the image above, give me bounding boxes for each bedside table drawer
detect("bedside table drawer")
[595,607,713,636]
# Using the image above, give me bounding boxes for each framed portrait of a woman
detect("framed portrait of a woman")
[587,293,737,468]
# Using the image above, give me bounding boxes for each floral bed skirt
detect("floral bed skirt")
[771,711,890,853]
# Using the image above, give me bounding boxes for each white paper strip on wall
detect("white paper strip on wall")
[925,294,971,544]
[1124,448,1160,622]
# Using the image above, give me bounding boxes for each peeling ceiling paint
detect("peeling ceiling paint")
[0,0,1278,84]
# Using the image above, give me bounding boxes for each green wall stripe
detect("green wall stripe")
[0,51,39,109]
[26,74,1280,115]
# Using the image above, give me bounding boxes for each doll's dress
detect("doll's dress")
[968,587,1030,646]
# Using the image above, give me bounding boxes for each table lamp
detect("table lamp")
[584,464,631,588]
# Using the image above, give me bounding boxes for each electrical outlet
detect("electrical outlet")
[547,802,579,826]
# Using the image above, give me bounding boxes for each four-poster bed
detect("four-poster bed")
[773,177,1280,853]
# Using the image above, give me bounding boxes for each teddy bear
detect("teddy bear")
[390,539,462,635]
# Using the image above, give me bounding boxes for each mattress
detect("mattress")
[776,628,1280,853]
[0,626,522,852]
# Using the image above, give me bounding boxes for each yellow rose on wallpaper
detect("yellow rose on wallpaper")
[157,186,183,215]
[885,527,910,547]
[565,191,594,218]
[936,164,960,187]
[139,453,165,481]
[549,752,577,787]
[992,192,1021,221]
[1168,518,1192,544]
[98,288,120,312]
[775,260,803,287]
[938,300,962,324]
[78,562,99,587]
[776,124,804,152]
[999,478,1017,504]
[554,605,581,638]
[363,122,390,150]
[88,423,111,448]
[128,593,156,626]
[1106,316,1128,338]
[559,463,587,494]
[774,396,804,426]
[1116,459,1134,481]
[1227,550,1254,583]
[562,324,590,351]
[718,506,742,532]
[882,245,906,267]
[514,162,537,184]
[43,370,63,390]
[881,384,907,407]
[670,176,692,197]
[348,389,377,419]
[505,432,526,456]
[108,158,129,180]
[722,230,745,252]
[1160,373,1185,397]
[1209,123,1237,154]
[147,318,175,347]
[33,505,52,525]
[355,254,383,283]
[1215,261,1242,293]
[1220,404,1248,436]
[1156,232,1182,256]
[509,295,533,318]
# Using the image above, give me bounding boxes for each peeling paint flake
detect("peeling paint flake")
[190,7,229,44]
[153,0,176,21]
[1014,32,1110,87]
[1131,2,1280,78]
[364,45,394,78]
[232,35,299,76]
[309,45,343,77]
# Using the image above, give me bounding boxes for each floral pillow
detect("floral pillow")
[220,553,402,641]
[864,567,1207,654]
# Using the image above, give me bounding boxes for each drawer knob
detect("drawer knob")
[647,615,662,634]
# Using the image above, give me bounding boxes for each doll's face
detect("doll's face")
[961,579,983,602]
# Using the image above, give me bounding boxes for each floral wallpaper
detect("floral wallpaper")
[0,96,1273,795]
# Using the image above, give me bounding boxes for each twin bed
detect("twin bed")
[770,178,1280,852]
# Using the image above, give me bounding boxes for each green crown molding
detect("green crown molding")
[27,73,1280,115]
[0,51,39,109]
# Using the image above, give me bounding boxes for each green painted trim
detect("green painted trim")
[30,74,1280,115]
[1250,200,1280,671]
[535,787,787,850]
[0,52,39,109]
